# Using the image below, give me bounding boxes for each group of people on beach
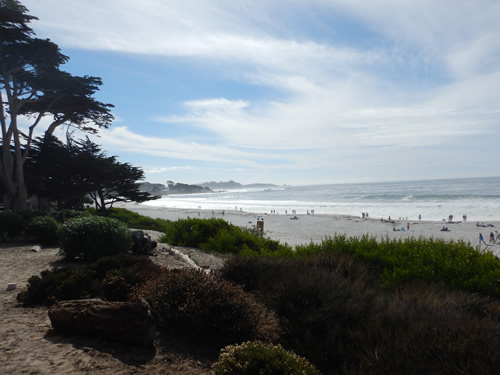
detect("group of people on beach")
[479,231,499,246]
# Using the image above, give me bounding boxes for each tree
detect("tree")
[0,0,113,211]
[26,136,158,212]
[26,135,88,210]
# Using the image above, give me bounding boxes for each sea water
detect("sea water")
[144,177,500,222]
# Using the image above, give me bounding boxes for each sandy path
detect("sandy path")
[0,241,220,375]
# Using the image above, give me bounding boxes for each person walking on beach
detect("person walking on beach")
[479,233,487,246]
[490,232,496,244]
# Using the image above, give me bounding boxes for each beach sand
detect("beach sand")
[0,240,222,375]
[1,203,499,374]
[116,202,500,257]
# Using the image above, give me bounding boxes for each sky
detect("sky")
[20,0,500,186]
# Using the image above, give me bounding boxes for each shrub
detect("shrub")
[132,268,280,348]
[52,209,92,222]
[161,217,292,256]
[25,216,60,245]
[17,267,97,305]
[201,225,291,256]
[221,253,500,375]
[296,235,500,297]
[0,211,26,240]
[17,254,162,305]
[17,209,49,221]
[58,216,132,261]
[107,207,170,232]
[212,341,322,375]
[161,217,232,248]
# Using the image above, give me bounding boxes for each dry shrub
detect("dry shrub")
[356,283,500,375]
[131,268,281,348]
[221,253,500,375]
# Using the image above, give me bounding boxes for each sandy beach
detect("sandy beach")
[117,202,500,257]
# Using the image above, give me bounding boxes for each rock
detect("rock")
[30,245,41,252]
[48,298,156,347]
[131,230,157,254]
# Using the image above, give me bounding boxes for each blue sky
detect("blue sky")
[21,0,500,185]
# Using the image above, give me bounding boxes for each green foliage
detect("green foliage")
[161,217,232,248]
[161,217,292,255]
[0,211,26,239]
[17,209,49,221]
[201,225,291,256]
[58,216,132,261]
[25,215,60,245]
[17,267,97,305]
[133,268,280,347]
[52,209,92,222]
[26,136,155,213]
[17,254,162,305]
[295,235,500,297]
[221,254,500,375]
[0,1,113,212]
[107,207,169,232]
[212,341,322,375]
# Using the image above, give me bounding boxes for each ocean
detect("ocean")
[144,176,500,222]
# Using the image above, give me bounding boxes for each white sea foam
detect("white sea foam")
[144,177,500,221]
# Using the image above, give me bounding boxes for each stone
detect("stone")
[131,230,157,254]
[48,298,156,347]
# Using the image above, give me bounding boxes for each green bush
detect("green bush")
[0,211,26,240]
[296,235,500,297]
[133,268,280,347]
[161,217,232,248]
[221,253,500,375]
[212,341,322,375]
[58,216,132,261]
[201,225,291,256]
[17,209,49,221]
[17,254,162,305]
[25,216,60,245]
[17,267,97,305]
[161,217,292,256]
[52,209,92,222]
[107,207,170,232]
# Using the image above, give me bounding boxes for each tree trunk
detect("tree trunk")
[0,81,28,212]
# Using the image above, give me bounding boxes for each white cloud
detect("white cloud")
[95,126,282,165]
[20,0,500,183]
[144,166,195,174]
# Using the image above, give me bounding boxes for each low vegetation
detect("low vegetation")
[24,216,60,245]
[58,216,132,261]
[9,209,500,374]
[295,234,500,297]
[161,217,291,256]
[221,254,500,375]
[105,207,170,232]
[131,268,281,349]
[17,254,163,305]
[0,211,26,239]
[212,341,322,375]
